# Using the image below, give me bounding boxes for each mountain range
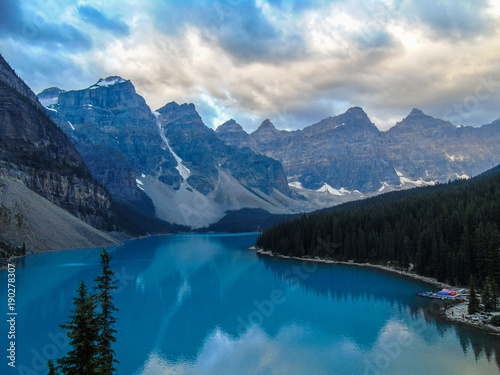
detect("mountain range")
[36,75,500,230]
[38,77,342,228]
[216,108,500,195]
[1,46,499,249]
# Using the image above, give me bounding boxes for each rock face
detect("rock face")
[0,177,120,251]
[39,80,294,227]
[216,119,252,149]
[38,77,181,221]
[156,102,291,196]
[217,107,399,192]
[0,54,113,230]
[38,72,500,228]
[216,107,500,194]
[385,108,500,182]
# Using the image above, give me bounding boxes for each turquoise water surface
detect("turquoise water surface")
[1,233,499,374]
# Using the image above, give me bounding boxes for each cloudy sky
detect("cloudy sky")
[1,0,499,131]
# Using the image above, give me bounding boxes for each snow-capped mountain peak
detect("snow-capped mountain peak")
[89,76,127,89]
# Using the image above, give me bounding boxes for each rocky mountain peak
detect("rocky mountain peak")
[179,102,197,115]
[156,102,204,132]
[310,106,377,134]
[399,108,437,125]
[157,101,179,114]
[340,106,374,126]
[404,108,433,121]
[38,87,66,98]
[409,108,424,116]
[392,108,453,132]
[54,75,147,114]
[251,119,281,146]
[216,119,253,150]
[216,119,246,134]
[345,106,368,118]
[37,87,66,108]
[258,119,276,130]
[252,119,279,137]
[157,101,198,117]
[89,76,128,89]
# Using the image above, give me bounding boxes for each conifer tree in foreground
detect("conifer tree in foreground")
[47,360,57,375]
[57,280,99,375]
[51,249,119,375]
[94,249,119,374]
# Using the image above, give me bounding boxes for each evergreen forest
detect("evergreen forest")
[256,165,500,289]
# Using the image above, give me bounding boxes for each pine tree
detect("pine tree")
[482,279,493,312]
[47,359,57,375]
[491,278,499,311]
[482,277,499,312]
[468,275,481,315]
[94,249,119,374]
[58,280,99,375]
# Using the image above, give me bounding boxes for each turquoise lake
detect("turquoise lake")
[1,233,500,374]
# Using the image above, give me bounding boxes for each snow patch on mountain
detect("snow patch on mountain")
[39,96,59,108]
[446,153,465,162]
[89,77,126,89]
[317,183,341,195]
[316,183,351,196]
[135,179,145,191]
[154,116,191,180]
[378,182,391,192]
[399,176,436,187]
[288,181,304,189]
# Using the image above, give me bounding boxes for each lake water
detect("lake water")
[1,233,499,374]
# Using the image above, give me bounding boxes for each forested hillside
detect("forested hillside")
[256,165,500,288]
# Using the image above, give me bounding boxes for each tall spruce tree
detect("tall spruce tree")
[94,249,119,374]
[491,278,499,311]
[468,275,481,315]
[481,277,499,312]
[481,280,492,312]
[47,359,57,375]
[57,280,99,375]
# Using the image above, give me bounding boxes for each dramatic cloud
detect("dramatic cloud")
[0,0,92,51]
[78,5,130,36]
[1,0,499,131]
[149,0,306,63]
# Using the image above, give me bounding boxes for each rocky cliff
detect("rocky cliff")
[216,107,500,195]
[0,54,113,230]
[39,79,297,227]
[156,102,291,196]
[216,119,253,150]
[39,78,179,216]
[217,107,399,192]
[385,108,500,182]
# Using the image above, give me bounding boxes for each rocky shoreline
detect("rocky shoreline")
[445,303,500,334]
[253,247,500,335]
